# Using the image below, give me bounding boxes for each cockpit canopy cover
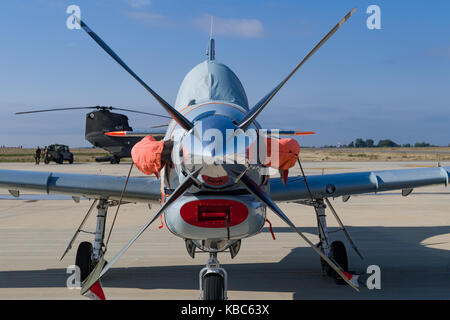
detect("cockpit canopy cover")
[175,61,249,110]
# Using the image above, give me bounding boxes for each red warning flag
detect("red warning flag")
[83,280,106,300]
[342,271,360,290]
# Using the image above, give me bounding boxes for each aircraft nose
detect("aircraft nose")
[176,115,256,188]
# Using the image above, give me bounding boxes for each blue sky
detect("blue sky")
[0,0,449,147]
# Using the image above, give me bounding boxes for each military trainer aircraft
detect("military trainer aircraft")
[1,8,449,300]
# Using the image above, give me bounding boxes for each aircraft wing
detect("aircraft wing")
[0,170,161,203]
[269,166,450,201]
[1,166,449,204]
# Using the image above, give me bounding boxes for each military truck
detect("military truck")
[44,144,74,164]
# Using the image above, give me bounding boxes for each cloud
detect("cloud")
[194,14,264,38]
[124,0,151,9]
[124,11,173,27]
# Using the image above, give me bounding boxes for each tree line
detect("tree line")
[323,139,439,148]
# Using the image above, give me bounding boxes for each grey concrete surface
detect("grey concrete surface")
[0,162,449,299]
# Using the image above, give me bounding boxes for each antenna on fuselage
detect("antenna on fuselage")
[206,16,215,61]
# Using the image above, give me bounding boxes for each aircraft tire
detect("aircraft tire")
[76,241,93,282]
[330,241,348,285]
[203,273,224,300]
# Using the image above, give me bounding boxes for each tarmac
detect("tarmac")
[0,161,449,299]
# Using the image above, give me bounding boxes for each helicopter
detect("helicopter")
[16,105,170,163]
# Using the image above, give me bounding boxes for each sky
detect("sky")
[0,0,449,147]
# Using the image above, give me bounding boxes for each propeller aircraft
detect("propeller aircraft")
[1,8,449,300]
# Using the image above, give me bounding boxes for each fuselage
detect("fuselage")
[160,60,268,252]
[85,110,141,158]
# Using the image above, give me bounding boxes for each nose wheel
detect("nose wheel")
[203,273,225,300]
[199,253,228,300]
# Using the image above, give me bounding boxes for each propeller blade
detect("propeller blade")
[80,168,201,295]
[237,172,359,291]
[76,18,193,131]
[238,8,356,130]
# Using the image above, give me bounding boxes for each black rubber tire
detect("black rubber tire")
[76,242,93,282]
[69,157,73,164]
[44,157,49,164]
[330,241,348,284]
[203,273,224,300]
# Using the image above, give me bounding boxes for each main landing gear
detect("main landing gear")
[297,198,362,285]
[76,199,109,281]
[60,199,109,282]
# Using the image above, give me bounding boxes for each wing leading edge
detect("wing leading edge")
[0,170,161,203]
[270,166,450,202]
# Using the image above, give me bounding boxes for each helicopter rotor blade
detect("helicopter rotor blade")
[16,106,170,119]
[15,107,98,115]
[112,108,171,119]
[75,17,193,131]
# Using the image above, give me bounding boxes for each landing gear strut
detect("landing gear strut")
[316,199,349,283]
[199,253,228,300]
[297,198,356,285]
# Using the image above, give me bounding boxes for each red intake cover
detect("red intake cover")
[180,199,248,228]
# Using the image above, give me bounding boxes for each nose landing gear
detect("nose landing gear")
[199,253,228,300]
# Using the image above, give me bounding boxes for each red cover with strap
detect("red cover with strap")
[264,137,300,170]
[131,135,165,176]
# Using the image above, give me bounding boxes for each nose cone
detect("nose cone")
[179,115,255,188]
[181,115,242,165]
